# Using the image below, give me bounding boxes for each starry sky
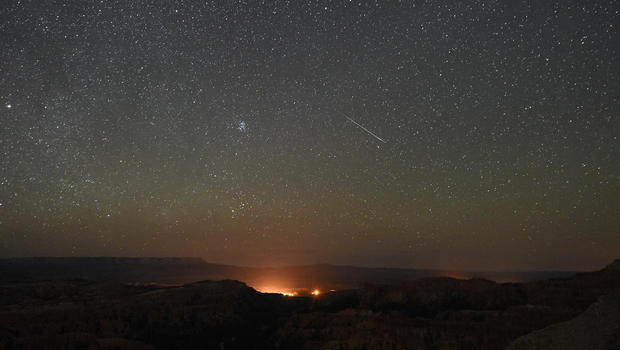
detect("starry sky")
[1,0,619,271]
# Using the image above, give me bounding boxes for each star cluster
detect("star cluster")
[1,0,618,270]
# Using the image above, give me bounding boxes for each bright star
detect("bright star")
[237,121,247,133]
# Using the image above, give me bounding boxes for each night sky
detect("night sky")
[1,0,618,271]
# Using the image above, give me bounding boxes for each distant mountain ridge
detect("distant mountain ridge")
[0,257,576,289]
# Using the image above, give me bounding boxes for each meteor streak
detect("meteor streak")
[344,114,386,143]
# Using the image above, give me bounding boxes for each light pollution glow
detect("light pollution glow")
[255,285,320,297]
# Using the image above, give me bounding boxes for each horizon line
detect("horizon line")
[0,255,608,273]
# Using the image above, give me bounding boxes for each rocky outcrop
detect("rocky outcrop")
[507,292,620,350]
[604,258,620,271]
[273,260,620,350]
[0,280,288,350]
[358,277,527,317]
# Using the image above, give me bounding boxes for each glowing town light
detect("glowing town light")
[311,289,320,296]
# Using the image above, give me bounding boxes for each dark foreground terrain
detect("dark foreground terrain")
[0,259,619,350]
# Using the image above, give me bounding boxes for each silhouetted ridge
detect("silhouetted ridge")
[0,257,243,284]
[7,256,208,264]
[603,258,620,271]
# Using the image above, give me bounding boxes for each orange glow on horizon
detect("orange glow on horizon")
[255,285,324,297]
[255,286,298,296]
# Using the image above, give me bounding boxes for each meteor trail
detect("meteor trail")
[344,114,386,143]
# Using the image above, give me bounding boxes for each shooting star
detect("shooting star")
[344,114,387,143]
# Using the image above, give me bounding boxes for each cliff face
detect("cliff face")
[507,292,620,350]
[0,259,618,350]
[604,258,620,271]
